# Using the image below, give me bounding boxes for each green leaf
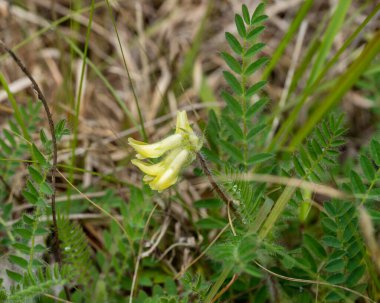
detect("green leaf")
[225,32,243,54]
[251,15,268,25]
[322,235,341,249]
[28,165,44,184]
[303,233,326,259]
[22,214,35,225]
[244,264,262,278]
[242,5,250,24]
[325,258,345,272]
[246,81,267,97]
[26,179,38,194]
[219,139,244,162]
[221,52,242,73]
[195,218,227,229]
[32,143,48,167]
[321,217,337,233]
[327,273,345,284]
[224,116,244,139]
[55,119,70,140]
[293,156,306,176]
[40,182,53,195]
[12,243,30,254]
[346,265,365,287]
[350,170,366,194]
[299,147,311,169]
[244,57,269,76]
[246,98,267,117]
[244,43,265,58]
[0,138,11,155]
[221,91,243,115]
[9,255,28,269]
[22,190,38,205]
[251,3,265,23]
[4,129,16,147]
[248,153,273,165]
[370,139,380,166]
[14,228,32,239]
[235,14,246,38]
[360,155,376,181]
[40,129,48,145]
[223,71,242,95]
[6,270,23,282]
[194,198,224,209]
[247,123,267,140]
[247,26,265,41]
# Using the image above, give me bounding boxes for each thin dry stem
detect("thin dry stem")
[0,39,69,299]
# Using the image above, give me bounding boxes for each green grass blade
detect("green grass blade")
[62,36,139,129]
[262,0,313,80]
[105,0,147,141]
[307,0,352,85]
[289,30,380,148]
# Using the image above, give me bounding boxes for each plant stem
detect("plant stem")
[0,40,70,300]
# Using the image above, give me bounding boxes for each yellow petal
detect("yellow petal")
[149,149,189,191]
[131,159,165,176]
[176,111,193,134]
[128,134,183,159]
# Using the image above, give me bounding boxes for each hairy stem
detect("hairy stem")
[0,40,70,300]
[197,152,241,221]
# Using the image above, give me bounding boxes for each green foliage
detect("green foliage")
[57,216,93,284]
[205,3,270,170]
[1,2,380,303]
[4,265,69,303]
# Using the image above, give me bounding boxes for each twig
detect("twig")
[210,274,238,303]
[197,152,241,226]
[254,261,375,303]
[0,40,69,300]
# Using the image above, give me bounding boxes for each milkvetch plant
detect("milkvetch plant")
[128,111,202,191]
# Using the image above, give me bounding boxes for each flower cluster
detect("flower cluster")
[128,111,202,191]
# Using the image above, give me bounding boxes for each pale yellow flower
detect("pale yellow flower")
[128,133,183,159]
[128,111,202,191]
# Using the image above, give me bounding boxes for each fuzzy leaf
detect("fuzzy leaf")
[247,26,265,41]
[242,5,250,24]
[225,32,243,54]
[370,139,380,166]
[304,233,327,259]
[247,123,267,140]
[223,71,242,95]
[9,255,28,269]
[6,270,23,282]
[251,15,268,25]
[244,43,265,58]
[244,57,269,76]
[221,91,243,115]
[360,155,375,181]
[32,143,48,167]
[251,3,265,23]
[224,116,244,139]
[221,52,242,74]
[28,165,44,184]
[4,129,16,147]
[325,258,345,273]
[246,98,267,118]
[246,81,267,97]
[220,140,244,162]
[248,153,273,165]
[350,170,366,194]
[235,14,246,38]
